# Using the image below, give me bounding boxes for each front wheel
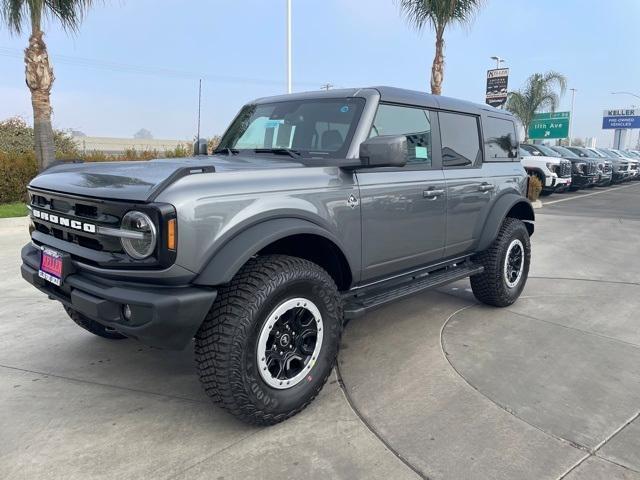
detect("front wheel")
[195,255,342,425]
[470,218,531,307]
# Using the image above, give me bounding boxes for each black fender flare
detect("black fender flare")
[193,217,353,286]
[476,193,535,252]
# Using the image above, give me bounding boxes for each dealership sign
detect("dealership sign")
[602,108,640,129]
[485,68,509,108]
[528,112,570,139]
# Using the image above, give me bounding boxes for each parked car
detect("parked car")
[592,148,632,182]
[611,149,639,180]
[523,144,598,190]
[20,87,534,425]
[565,146,613,186]
[548,145,603,189]
[519,145,572,194]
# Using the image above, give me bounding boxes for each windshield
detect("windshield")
[217,98,366,159]
[551,146,579,158]
[536,145,562,157]
[520,144,542,156]
[567,147,588,157]
[613,150,632,158]
[590,148,606,158]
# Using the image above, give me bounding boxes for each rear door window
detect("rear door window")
[439,112,482,168]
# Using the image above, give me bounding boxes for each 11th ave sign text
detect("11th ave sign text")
[528,112,570,139]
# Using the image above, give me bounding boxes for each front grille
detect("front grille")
[28,189,176,270]
[29,190,124,253]
[620,164,628,172]
[586,162,598,175]
[558,160,572,178]
[629,163,638,171]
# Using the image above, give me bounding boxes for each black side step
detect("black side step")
[343,262,483,319]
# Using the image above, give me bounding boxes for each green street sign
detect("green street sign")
[528,112,570,139]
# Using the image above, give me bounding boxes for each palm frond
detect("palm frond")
[506,70,568,133]
[1,0,27,33]
[396,0,484,31]
[1,0,94,33]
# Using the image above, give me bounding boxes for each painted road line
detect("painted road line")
[542,182,640,206]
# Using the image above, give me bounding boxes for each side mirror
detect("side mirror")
[359,135,408,168]
[193,138,208,156]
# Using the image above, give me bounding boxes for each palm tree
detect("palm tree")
[1,0,93,171]
[397,0,484,95]
[506,71,567,142]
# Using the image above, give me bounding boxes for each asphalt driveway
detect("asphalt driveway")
[2,182,639,480]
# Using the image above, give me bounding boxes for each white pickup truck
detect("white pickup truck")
[519,145,572,195]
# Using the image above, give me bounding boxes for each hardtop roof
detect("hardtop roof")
[252,86,512,118]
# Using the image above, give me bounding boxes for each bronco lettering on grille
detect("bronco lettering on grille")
[32,208,96,233]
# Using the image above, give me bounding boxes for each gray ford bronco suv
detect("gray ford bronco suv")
[21,87,534,425]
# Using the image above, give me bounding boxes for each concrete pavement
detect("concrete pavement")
[2,182,640,479]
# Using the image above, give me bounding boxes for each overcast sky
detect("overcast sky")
[1,0,639,146]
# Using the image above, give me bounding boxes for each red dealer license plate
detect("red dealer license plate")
[39,248,64,286]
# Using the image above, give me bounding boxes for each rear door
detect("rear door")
[439,111,494,257]
[356,103,446,282]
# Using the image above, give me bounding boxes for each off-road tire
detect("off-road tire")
[195,254,343,426]
[470,218,531,307]
[63,306,127,340]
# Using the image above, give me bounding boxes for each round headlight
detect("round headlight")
[120,211,157,259]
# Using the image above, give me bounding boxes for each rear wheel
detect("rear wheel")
[64,306,127,340]
[195,254,342,425]
[470,218,531,307]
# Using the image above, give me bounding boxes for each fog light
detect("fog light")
[122,304,132,321]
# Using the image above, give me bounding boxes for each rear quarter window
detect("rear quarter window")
[484,116,518,161]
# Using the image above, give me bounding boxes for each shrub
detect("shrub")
[207,135,221,154]
[528,175,543,201]
[78,150,111,162]
[164,143,190,158]
[0,117,78,157]
[0,151,37,203]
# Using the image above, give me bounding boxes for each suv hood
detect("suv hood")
[519,154,563,164]
[28,155,303,202]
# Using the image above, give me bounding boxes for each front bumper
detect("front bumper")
[613,171,630,182]
[571,173,598,188]
[554,176,572,189]
[597,172,613,186]
[21,243,216,350]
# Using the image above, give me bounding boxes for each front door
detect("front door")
[357,103,446,282]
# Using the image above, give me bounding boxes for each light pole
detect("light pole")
[611,91,640,100]
[490,56,505,69]
[286,0,292,94]
[568,88,577,146]
[320,83,333,91]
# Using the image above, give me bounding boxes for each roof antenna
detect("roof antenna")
[193,79,207,156]
[196,79,202,153]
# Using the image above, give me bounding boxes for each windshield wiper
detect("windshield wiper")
[253,148,302,159]
[213,147,239,155]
